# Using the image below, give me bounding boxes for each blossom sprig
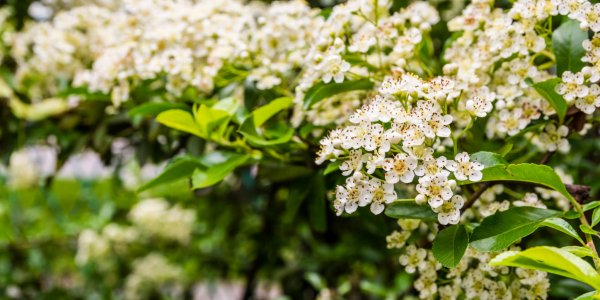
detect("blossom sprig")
[317,73,486,224]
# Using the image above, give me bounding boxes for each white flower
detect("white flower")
[537,124,570,153]
[421,112,453,138]
[339,149,364,176]
[399,245,427,273]
[319,54,350,83]
[360,179,397,214]
[432,195,464,225]
[497,108,529,136]
[386,230,411,249]
[466,88,495,118]
[555,71,588,102]
[382,153,418,184]
[575,84,600,114]
[414,156,450,178]
[446,152,484,181]
[415,173,455,208]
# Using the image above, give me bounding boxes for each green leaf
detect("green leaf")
[249,97,292,127]
[582,201,600,212]
[592,207,600,227]
[496,143,513,156]
[470,207,562,252]
[470,151,508,168]
[194,104,231,139]
[191,153,249,189]
[138,156,204,192]
[580,224,599,235]
[129,102,189,117]
[562,246,596,258]
[527,78,568,124]
[239,97,294,147]
[539,218,584,244]
[553,20,588,76]
[156,109,205,137]
[384,200,437,221]
[575,291,600,300]
[490,246,600,290]
[432,225,469,268]
[303,79,373,109]
[459,163,575,203]
[323,160,342,175]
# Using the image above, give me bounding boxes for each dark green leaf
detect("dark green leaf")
[384,200,437,220]
[459,163,575,203]
[539,218,584,244]
[553,20,588,76]
[470,207,561,251]
[527,78,568,124]
[303,79,373,109]
[432,225,469,268]
[323,160,342,175]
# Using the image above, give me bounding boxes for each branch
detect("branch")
[462,182,492,212]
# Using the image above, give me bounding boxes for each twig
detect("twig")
[461,182,492,212]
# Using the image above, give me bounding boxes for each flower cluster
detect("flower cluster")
[128,198,196,244]
[317,74,485,224]
[9,0,322,107]
[75,198,195,267]
[124,253,184,300]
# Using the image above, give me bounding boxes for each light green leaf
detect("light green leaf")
[553,20,588,76]
[129,102,189,117]
[470,207,562,252]
[527,78,568,124]
[470,151,508,168]
[303,79,373,109]
[460,163,575,203]
[191,153,249,189]
[432,225,469,268]
[580,224,599,235]
[250,97,292,127]
[539,218,584,244]
[384,200,437,221]
[138,156,204,192]
[582,201,600,212]
[490,246,600,290]
[562,246,596,258]
[194,104,231,139]
[156,109,204,137]
[239,97,294,147]
[592,207,600,227]
[575,291,600,300]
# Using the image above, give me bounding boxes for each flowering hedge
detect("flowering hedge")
[2,0,600,298]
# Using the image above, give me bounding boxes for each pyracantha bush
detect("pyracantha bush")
[2,0,600,298]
